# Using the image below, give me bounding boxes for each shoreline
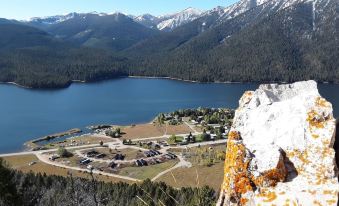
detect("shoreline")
[0,81,32,89]
[1,76,338,90]
[128,75,248,84]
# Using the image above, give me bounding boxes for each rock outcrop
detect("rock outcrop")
[217,81,339,206]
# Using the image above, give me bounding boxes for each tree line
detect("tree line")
[0,158,216,206]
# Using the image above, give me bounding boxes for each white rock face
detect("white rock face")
[218,80,339,206]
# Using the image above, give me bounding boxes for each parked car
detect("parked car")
[28,161,36,166]
[140,159,148,166]
[135,160,142,167]
[96,153,106,158]
[80,158,92,165]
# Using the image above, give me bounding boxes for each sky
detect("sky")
[0,0,238,20]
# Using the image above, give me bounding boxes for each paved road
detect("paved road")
[36,153,140,182]
[0,143,102,157]
[151,155,192,181]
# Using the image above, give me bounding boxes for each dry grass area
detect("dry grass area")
[2,154,132,184]
[156,162,224,191]
[121,123,193,140]
[192,125,204,133]
[121,124,165,139]
[166,124,193,135]
[157,144,226,191]
[118,160,178,180]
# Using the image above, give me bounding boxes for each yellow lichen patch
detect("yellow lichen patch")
[284,198,290,206]
[313,200,323,206]
[288,150,311,173]
[312,134,320,139]
[257,190,277,202]
[322,139,331,147]
[323,190,337,195]
[315,97,330,108]
[326,199,337,205]
[308,190,316,195]
[307,110,325,129]
[228,130,241,141]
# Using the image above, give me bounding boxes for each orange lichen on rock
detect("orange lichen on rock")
[222,130,253,204]
[240,197,248,205]
[252,158,286,187]
[257,190,277,202]
[218,81,339,206]
[239,91,254,106]
[228,130,241,141]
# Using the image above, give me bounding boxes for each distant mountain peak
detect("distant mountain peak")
[156,7,204,31]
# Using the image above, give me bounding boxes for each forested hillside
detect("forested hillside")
[0,0,338,88]
[0,47,128,88]
[0,159,216,206]
[126,0,339,83]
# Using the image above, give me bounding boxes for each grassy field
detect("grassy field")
[1,154,133,184]
[156,162,224,192]
[165,124,193,135]
[158,144,226,191]
[117,160,179,180]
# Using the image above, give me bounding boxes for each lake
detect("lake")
[0,78,338,153]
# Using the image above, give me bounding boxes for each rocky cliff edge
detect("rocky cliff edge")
[217,80,339,206]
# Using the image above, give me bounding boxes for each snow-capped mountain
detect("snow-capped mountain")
[156,7,203,31]
[28,7,204,32]
[134,14,160,29]
[29,12,82,25]
[133,7,204,31]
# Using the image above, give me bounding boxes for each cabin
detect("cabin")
[190,120,198,125]
[164,114,173,120]
[208,124,221,129]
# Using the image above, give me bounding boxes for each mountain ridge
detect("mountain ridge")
[0,0,337,88]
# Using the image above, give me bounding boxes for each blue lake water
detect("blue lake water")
[0,78,338,153]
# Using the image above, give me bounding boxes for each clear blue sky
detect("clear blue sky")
[0,0,238,20]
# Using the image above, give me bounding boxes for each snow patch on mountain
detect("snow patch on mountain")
[156,7,203,31]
